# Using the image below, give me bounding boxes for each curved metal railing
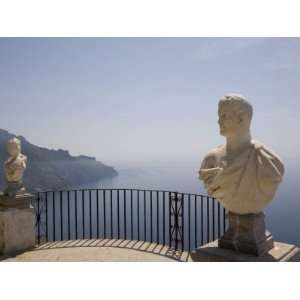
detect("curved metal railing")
[33,188,227,251]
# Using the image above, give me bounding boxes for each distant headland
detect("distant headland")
[0,129,118,191]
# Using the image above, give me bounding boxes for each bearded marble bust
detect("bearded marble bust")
[199,94,284,215]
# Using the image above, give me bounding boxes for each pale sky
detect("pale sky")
[0,38,299,167]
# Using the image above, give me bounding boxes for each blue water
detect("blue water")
[83,160,300,246]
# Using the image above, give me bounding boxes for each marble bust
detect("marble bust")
[199,94,284,215]
[3,137,27,197]
[198,94,285,255]
[0,138,35,254]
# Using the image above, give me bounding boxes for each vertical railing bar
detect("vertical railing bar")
[207,196,209,243]
[110,190,113,239]
[175,192,178,251]
[200,195,203,246]
[89,190,92,239]
[117,190,120,239]
[181,193,184,251]
[150,191,153,243]
[75,190,78,240]
[67,191,70,240]
[137,190,140,241]
[169,192,172,248]
[144,190,146,241]
[82,190,85,239]
[103,189,106,239]
[52,191,55,241]
[96,190,99,238]
[124,190,127,240]
[212,198,215,241]
[45,192,48,242]
[60,191,63,241]
[130,189,133,240]
[217,201,221,238]
[188,193,191,251]
[37,192,40,244]
[156,191,159,244]
[195,195,198,248]
[223,207,226,235]
[163,191,166,246]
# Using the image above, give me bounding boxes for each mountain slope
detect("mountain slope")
[0,129,118,191]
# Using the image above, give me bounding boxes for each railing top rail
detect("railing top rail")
[33,187,214,199]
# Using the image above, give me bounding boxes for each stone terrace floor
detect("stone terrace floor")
[0,239,192,262]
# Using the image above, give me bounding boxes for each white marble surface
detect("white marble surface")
[199,94,284,214]
[4,137,27,183]
[3,137,27,196]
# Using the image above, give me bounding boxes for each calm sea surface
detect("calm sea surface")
[81,161,300,246]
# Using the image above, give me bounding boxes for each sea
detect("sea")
[81,160,300,247]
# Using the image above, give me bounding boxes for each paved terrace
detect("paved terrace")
[0,239,192,262]
[2,239,300,262]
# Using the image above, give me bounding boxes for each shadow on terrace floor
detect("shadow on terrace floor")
[0,239,192,262]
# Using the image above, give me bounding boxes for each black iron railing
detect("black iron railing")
[33,188,227,251]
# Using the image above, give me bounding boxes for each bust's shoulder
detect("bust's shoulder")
[204,145,225,158]
[253,141,284,175]
[251,140,279,156]
[201,145,225,168]
[251,140,265,150]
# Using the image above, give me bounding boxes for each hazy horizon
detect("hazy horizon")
[1,38,300,168]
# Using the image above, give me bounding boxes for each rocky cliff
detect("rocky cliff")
[0,129,118,191]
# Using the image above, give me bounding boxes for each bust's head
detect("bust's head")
[218,94,253,137]
[7,137,22,158]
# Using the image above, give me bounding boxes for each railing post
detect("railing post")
[32,192,47,245]
[169,192,183,251]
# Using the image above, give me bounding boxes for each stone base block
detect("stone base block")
[219,231,274,256]
[191,240,300,262]
[219,211,274,256]
[0,193,33,209]
[0,207,36,254]
[3,181,26,198]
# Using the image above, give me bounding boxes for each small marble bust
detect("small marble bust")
[199,94,284,215]
[4,137,27,197]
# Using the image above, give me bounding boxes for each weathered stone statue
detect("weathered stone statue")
[0,137,35,254]
[199,94,284,255]
[4,137,27,197]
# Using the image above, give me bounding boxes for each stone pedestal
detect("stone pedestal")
[0,193,35,255]
[219,211,274,256]
[0,193,33,209]
[4,181,26,198]
[191,240,300,262]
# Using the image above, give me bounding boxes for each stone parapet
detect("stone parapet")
[0,194,35,255]
[191,240,300,262]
